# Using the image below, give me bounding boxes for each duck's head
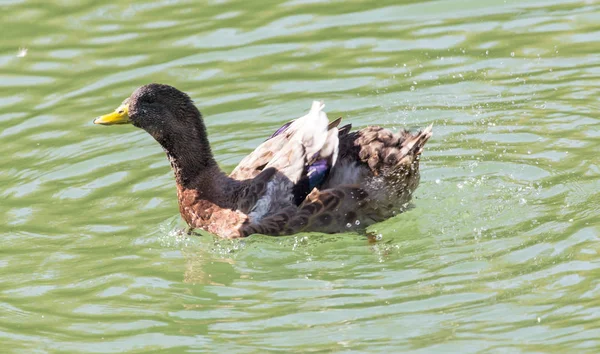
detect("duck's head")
[94,83,204,144]
[95,84,215,182]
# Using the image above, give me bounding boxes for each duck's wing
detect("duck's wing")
[229,133,287,180]
[260,102,339,190]
[234,101,342,223]
[230,115,346,181]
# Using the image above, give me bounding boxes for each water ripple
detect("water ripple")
[1,0,599,352]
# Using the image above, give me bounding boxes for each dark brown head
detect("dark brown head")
[94,83,216,184]
[95,83,203,140]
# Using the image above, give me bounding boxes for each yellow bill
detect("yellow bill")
[93,101,131,125]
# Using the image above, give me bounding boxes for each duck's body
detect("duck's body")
[95,84,432,238]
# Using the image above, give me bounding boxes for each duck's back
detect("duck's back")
[229,103,432,236]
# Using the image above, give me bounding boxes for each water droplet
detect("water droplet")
[485,50,489,55]
[412,81,417,85]
[410,86,415,91]
[16,47,28,58]
[346,223,352,228]
[355,220,360,226]
[510,52,515,57]
[435,179,441,184]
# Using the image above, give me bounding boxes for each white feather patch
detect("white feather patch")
[248,100,332,223]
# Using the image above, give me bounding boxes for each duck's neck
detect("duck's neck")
[165,147,220,189]
[158,117,226,194]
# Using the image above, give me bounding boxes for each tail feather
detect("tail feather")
[346,125,432,175]
[338,123,352,136]
[399,124,433,159]
[328,116,342,130]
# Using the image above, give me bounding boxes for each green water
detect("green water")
[2,0,599,352]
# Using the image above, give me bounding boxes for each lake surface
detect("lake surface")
[1,0,599,352]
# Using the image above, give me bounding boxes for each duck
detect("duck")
[94,83,432,238]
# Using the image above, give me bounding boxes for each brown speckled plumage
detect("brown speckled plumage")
[96,84,432,238]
